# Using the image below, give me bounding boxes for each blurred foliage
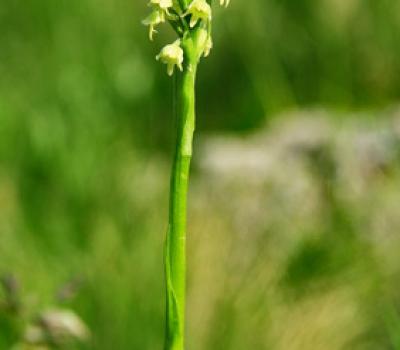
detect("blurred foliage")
[1,0,400,349]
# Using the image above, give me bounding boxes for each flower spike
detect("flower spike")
[143,0,230,75]
[143,2,231,350]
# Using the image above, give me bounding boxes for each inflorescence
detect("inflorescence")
[143,0,230,75]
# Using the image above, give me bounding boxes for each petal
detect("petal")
[190,15,199,28]
[167,64,174,76]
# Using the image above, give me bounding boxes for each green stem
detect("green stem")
[164,46,198,350]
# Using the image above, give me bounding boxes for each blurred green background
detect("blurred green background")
[1,0,400,349]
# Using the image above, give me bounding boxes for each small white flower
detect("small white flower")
[142,9,165,40]
[186,0,212,28]
[156,39,184,76]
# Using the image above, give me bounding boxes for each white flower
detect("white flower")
[142,9,165,40]
[220,0,230,7]
[186,0,212,28]
[156,39,184,76]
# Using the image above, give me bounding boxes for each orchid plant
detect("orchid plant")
[143,1,230,349]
